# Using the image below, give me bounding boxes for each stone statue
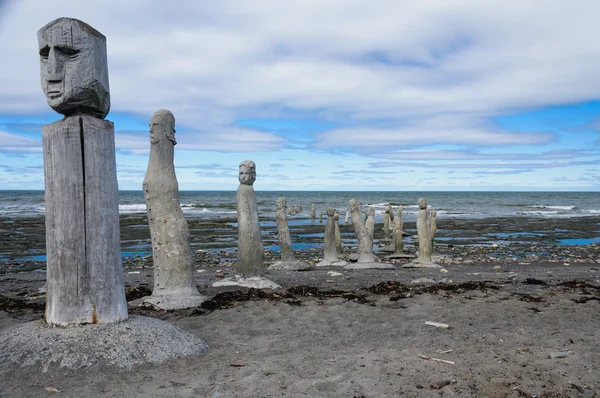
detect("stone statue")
[403,198,440,268]
[316,208,347,267]
[311,204,316,220]
[142,110,207,309]
[344,207,350,224]
[333,210,343,255]
[430,209,438,249]
[345,199,394,270]
[386,205,413,259]
[214,161,280,288]
[268,197,312,271]
[39,18,127,325]
[365,207,375,241]
[382,206,392,242]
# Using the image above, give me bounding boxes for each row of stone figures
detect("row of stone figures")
[34,16,441,328]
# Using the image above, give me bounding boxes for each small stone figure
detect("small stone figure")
[386,205,414,259]
[430,209,438,249]
[143,109,208,309]
[311,204,316,219]
[344,207,350,224]
[319,212,324,223]
[403,198,440,268]
[333,210,343,255]
[317,208,347,267]
[214,161,280,288]
[345,199,394,270]
[268,197,312,271]
[382,206,392,242]
[39,18,127,325]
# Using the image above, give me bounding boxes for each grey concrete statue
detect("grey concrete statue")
[344,207,350,224]
[382,205,392,242]
[317,208,347,267]
[386,205,414,259]
[430,209,438,249]
[311,204,316,220]
[333,210,343,255]
[214,161,280,288]
[268,197,312,271]
[403,198,440,268]
[142,110,208,309]
[345,199,394,270]
[365,207,375,241]
[39,18,127,325]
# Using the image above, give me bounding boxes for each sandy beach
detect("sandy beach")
[1,214,599,397]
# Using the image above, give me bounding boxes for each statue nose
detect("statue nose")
[46,48,63,82]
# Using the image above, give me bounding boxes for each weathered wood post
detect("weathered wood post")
[143,109,208,309]
[38,18,127,325]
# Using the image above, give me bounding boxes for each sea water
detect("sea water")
[1,190,598,223]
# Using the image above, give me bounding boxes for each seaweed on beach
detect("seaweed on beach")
[0,294,44,314]
[200,286,369,312]
[364,281,410,295]
[125,285,153,301]
[419,281,501,294]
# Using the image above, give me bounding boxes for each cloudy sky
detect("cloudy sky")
[1,0,599,191]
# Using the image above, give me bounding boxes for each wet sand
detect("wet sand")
[0,215,599,397]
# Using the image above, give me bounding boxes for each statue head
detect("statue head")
[149,109,176,145]
[38,18,110,119]
[333,210,339,221]
[431,210,437,218]
[349,199,359,212]
[396,205,403,217]
[327,207,334,217]
[276,197,286,211]
[367,207,375,216]
[239,160,256,185]
[384,206,390,214]
[417,197,428,209]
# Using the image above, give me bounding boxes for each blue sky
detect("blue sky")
[0,0,599,191]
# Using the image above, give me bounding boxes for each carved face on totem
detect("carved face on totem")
[149,109,177,145]
[38,18,110,119]
[417,197,428,210]
[238,160,256,185]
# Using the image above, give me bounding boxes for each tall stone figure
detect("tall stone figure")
[333,210,343,255]
[214,161,280,288]
[268,197,312,271]
[316,208,347,267]
[345,199,394,270]
[430,209,438,249]
[403,198,440,268]
[365,207,376,241]
[142,110,207,309]
[382,206,392,242]
[38,18,127,325]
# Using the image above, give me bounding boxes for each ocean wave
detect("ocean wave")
[527,205,576,210]
[118,204,147,214]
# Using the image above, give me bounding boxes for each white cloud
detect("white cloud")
[2,0,600,189]
[0,131,42,153]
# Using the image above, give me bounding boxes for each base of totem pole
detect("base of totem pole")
[316,259,348,267]
[142,293,209,310]
[268,260,314,271]
[344,262,396,270]
[0,316,208,371]
[212,275,281,289]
